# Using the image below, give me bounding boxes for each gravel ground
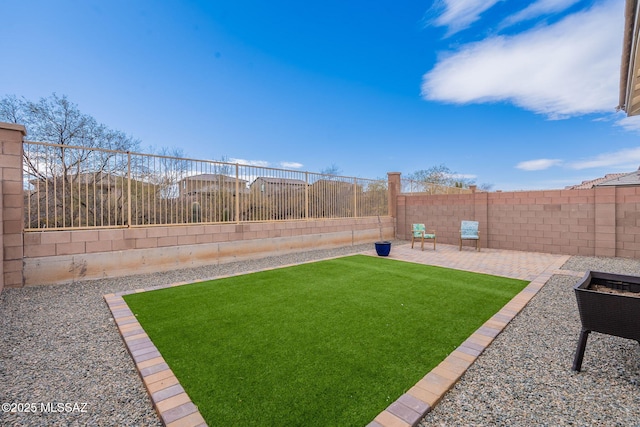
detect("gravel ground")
[420,256,640,427]
[0,244,374,427]
[1,248,639,426]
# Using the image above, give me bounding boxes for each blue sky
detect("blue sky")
[2,0,638,190]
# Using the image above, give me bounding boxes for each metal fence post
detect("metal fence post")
[127,151,132,227]
[305,172,309,220]
[235,163,240,223]
[353,177,357,218]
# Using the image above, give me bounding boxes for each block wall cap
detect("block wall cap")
[0,122,26,135]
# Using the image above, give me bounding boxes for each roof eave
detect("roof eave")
[621,0,640,114]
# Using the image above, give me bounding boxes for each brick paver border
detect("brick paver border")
[366,245,582,427]
[103,244,584,427]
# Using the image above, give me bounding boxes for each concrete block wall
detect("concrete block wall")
[22,217,395,286]
[0,121,395,289]
[5,122,640,289]
[484,190,597,255]
[397,193,476,243]
[615,186,640,258]
[0,123,26,291]
[396,185,640,258]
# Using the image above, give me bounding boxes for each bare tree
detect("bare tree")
[407,164,492,192]
[2,93,141,227]
[320,164,342,176]
[0,95,23,123]
[2,94,139,152]
[407,164,466,187]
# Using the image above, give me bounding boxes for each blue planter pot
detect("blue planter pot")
[375,241,391,256]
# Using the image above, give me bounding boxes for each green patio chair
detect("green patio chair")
[460,220,480,251]
[411,223,436,251]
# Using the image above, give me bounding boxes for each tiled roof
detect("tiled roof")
[597,169,640,186]
[181,173,245,184]
[565,171,637,190]
[252,177,306,185]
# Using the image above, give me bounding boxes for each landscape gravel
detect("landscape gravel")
[1,247,639,426]
[0,244,374,427]
[420,256,640,427]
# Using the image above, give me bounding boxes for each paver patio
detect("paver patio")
[372,242,577,281]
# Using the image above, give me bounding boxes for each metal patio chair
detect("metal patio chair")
[459,220,480,251]
[411,223,436,251]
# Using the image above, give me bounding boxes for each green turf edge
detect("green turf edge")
[124,255,528,427]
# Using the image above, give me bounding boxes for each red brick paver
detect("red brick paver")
[104,293,207,427]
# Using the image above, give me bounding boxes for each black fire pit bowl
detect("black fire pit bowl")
[572,270,640,372]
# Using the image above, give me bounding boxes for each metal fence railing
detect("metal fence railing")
[401,178,473,195]
[23,141,389,230]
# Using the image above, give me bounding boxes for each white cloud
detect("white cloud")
[502,0,581,27]
[516,158,563,170]
[279,161,303,169]
[430,0,503,36]
[515,146,640,174]
[568,147,640,169]
[448,172,477,180]
[223,158,304,170]
[616,115,640,132]
[229,158,270,167]
[422,0,623,118]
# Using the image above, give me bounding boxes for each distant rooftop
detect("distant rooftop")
[251,177,307,185]
[565,173,629,189]
[596,168,640,187]
[565,168,640,189]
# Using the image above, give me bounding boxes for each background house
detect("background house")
[250,177,307,194]
[178,173,249,222]
[594,168,640,186]
[179,173,248,197]
[565,167,640,189]
[309,179,356,218]
[565,172,632,189]
[248,177,308,220]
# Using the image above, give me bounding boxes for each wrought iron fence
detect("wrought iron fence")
[401,178,473,195]
[23,141,389,230]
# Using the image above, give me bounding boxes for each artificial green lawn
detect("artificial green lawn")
[123,255,527,427]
